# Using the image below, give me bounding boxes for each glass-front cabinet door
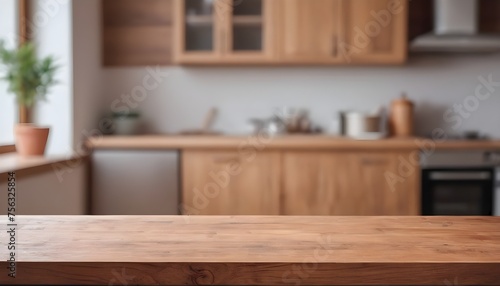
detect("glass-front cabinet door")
[220,0,276,62]
[174,0,277,64]
[174,0,222,62]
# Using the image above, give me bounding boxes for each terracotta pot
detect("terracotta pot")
[14,124,50,156]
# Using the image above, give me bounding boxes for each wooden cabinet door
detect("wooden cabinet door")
[339,0,408,64]
[220,0,278,63]
[278,0,344,64]
[282,152,419,215]
[102,0,173,66]
[182,150,281,215]
[353,152,420,215]
[173,0,223,63]
[174,0,278,64]
[282,152,347,215]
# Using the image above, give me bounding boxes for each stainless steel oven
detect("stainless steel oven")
[421,151,500,216]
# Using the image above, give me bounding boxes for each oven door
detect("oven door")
[422,168,494,216]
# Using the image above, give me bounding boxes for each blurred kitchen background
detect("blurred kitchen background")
[1,0,500,217]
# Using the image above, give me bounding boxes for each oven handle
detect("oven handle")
[429,171,491,180]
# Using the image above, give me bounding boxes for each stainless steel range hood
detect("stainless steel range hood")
[410,0,500,53]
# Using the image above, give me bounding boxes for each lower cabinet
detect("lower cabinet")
[181,150,420,215]
[282,152,420,215]
[182,150,281,215]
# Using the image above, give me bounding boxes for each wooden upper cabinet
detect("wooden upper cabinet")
[173,0,408,65]
[104,0,408,65]
[182,150,281,215]
[278,0,344,64]
[102,0,173,66]
[282,151,419,215]
[174,0,278,64]
[339,0,408,64]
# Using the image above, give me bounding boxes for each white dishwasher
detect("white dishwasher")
[92,150,179,215]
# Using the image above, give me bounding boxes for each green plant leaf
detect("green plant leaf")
[0,40,60,108]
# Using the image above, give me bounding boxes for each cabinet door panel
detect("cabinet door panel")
[222,0,278,62]
[282,152,419,215]
[340,0,408,64]
[282,152,350,215]
[174,0,223,63]
[354,152,419,215]
[182,151,281,215]
[279,0,343,63]
[102,0,173,66]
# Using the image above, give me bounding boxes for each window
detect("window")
[0,0,19,149]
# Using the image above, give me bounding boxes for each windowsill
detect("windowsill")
[0,145,16,154]
[0,152,84,176]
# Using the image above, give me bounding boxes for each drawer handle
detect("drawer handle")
[332,35,338,57]
[430,172,491,181]
[221,29,228,54]
[212,156,240,164]
[361,158,387,165]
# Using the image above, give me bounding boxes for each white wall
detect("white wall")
[101,53,500,138]
[30,0,73,154]
[0,0,18,145]
[29,0,103,153]
[72,0,103,151]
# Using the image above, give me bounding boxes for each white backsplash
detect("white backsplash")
[101,53,500,139]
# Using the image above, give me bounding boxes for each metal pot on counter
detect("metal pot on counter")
[341,108,387,140]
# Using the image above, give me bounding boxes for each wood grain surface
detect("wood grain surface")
[102,0,173,66]
[182,151,281,215]
[282,152,420,215]
[0,145,15,155]
[86,135,500,151]
[0,216,499,285]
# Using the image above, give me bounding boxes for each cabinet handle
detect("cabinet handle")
[332,35,338,57]
[360,158,388,165]
[212,155,240,164]
[221,29,227,54]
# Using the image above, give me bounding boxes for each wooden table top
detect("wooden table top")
[1,216,499,285]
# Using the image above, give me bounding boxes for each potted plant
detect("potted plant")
[0,41,58,156]
[112,111,142,135]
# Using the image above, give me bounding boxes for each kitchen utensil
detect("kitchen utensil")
[389,94,414,137]
[202,107,218,133]
[264,116,287,136]
[276,107,311,134]
[180,107,221,135]
[247,116,286,136]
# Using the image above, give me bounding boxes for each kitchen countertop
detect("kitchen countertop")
[87,135,500,151]
[1,216,499,285]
